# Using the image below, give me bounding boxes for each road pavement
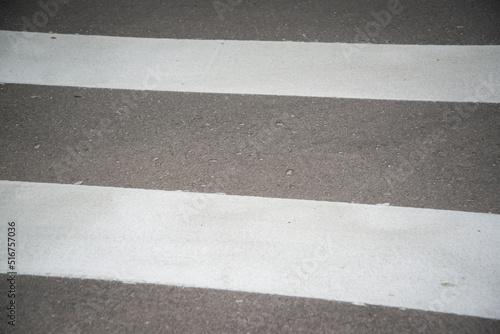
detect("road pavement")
[1,0,499,333]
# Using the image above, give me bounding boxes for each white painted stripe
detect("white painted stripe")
[1,30,499,103]
[1,181,499,319]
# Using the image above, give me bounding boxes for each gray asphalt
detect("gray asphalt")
[1,275,499,334]
[1,0,499,44]
[1,0,499,333]
[1,86,499,213]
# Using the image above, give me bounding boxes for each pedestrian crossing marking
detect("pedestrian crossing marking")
[1,30,499,103]
[1,181,499,319]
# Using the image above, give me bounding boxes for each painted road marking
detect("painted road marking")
[1,180,499,319]
[1,30,499,103]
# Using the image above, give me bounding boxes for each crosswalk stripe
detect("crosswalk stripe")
[1,30,499,103]
[1,180,499,319]
[2,19,500,326]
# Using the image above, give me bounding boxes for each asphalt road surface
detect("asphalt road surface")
[1,0,499,333]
